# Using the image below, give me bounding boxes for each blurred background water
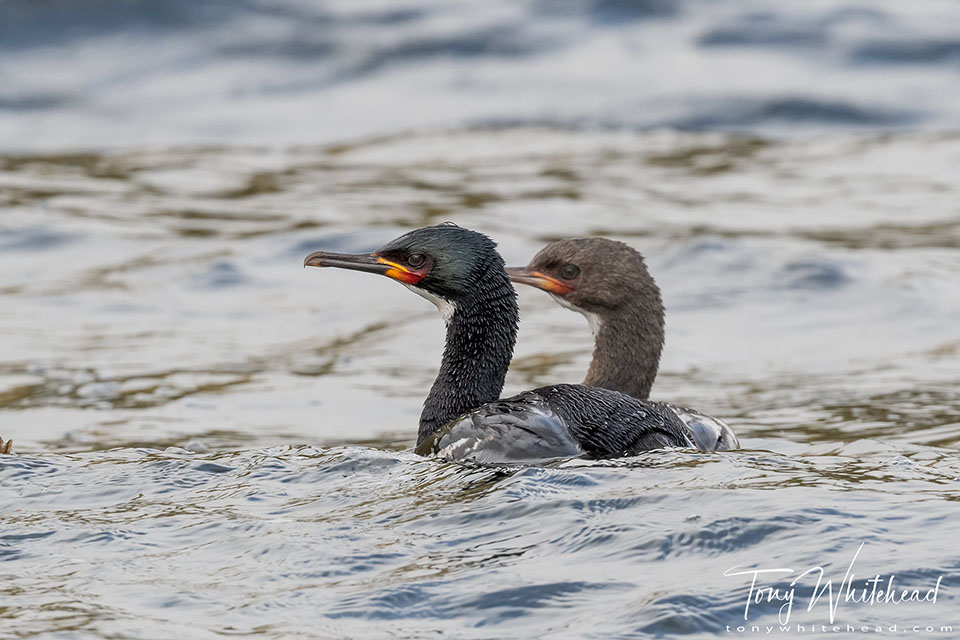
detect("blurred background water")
[5,0,960,148]
[1,1,959,638]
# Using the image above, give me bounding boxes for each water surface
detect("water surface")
[4,0,960,149]
[2,129,959,637]
[4,1,960,636]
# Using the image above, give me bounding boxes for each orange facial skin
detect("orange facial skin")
[377,257,426,285]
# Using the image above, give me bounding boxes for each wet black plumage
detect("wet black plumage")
[531,384,692,455]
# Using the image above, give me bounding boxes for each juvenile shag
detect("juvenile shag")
[305,224,718,463]
[507,238,739,451]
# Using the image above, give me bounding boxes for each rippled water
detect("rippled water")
[2,130,959,637]
[4,0,960,148]
[3,0,960,637]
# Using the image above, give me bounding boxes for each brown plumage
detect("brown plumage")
[508,238,664,399]
[508,237,739,451]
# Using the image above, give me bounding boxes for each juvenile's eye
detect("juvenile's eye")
[560,264,580,280]
[407,253,426,268]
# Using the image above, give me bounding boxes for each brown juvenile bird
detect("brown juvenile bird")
[0,437,12,455]
[508,237,739,451]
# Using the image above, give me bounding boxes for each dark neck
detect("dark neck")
[417,273,518,444]
[582,290,664,400]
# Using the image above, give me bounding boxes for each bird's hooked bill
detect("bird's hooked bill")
[505,267,573,295]
[304,251,424,284]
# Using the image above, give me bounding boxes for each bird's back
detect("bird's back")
[417,383,697,463]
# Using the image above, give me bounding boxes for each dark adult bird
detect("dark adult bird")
[507,237,739,451]
[305,224,727,463]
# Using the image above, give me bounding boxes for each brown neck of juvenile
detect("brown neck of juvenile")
[582,290,664,400]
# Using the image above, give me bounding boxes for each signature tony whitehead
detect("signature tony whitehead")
[724,543,943,624]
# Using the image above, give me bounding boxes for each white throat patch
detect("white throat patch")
[550,293,602,336]
[402,283,457,324]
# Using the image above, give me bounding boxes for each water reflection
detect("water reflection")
[1,129,959,637]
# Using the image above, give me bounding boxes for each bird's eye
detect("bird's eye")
[407,253,426,268]
[560,264,580,280]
